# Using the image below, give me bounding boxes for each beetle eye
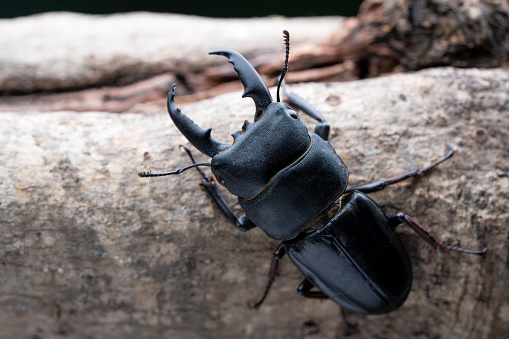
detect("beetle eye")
[288,111,298,119]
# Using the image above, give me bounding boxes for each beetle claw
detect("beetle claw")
[167,84,230,157]
[209,49,272,121]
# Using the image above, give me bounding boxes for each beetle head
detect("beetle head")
[168,47,310,199]
[211,101,309,199]
[167,49,273,159]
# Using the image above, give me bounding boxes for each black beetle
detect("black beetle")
[139,31,487,315]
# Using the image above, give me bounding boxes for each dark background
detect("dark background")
[0,1,362,18]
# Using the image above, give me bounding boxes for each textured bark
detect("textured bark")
[249,0,509,83]
[2,1,508,114]
[0,12,342,94]
[1,67,508,339]
[0,12,342,113]
[173,0,509,105]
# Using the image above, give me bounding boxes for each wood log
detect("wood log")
[1,67,507,338]
[0,13,342,113]
[0,12,342,94]
[256,0,509,83]
[2,1,508,113]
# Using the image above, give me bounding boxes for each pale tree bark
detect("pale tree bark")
[1,67,508,338]
[0,12,342,112]
[3,1,508,114]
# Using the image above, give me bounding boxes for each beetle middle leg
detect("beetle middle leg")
[345,144,454,194]
[248,243,286,309]
[389,213,488,255]
[180,144,256,232]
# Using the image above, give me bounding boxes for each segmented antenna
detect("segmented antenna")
[277,30,290,102]
[138,163,211,178]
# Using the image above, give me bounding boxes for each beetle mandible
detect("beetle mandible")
[139,30,487,315]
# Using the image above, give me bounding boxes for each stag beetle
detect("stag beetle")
[139,31,487,315]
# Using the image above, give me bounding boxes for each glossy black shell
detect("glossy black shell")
[286,191,412,314]
[211,102,309,199]
[211,102,348,241]
[238,133,348,240]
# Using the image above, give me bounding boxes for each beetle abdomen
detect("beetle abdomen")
[239,133,348,241]
[286,191,412,314]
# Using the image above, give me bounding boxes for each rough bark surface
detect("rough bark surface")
[0,12,343,113]
[260,0,509,81]
[3,1,508,114]
[1,67,508,339]
[0,12,342,94]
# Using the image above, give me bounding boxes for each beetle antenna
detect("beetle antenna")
[138,163,211,178]
[277,30,290,102]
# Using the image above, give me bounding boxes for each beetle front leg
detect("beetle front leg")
[199,175,256,232]
[345,144,454,194]
[181,144,256,232]
[389,213,488,255]
[283,81,330,141]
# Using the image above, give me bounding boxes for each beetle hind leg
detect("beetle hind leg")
[180,144,256,232]
[389,212,488,255]
[339,306,358,333]
[298,279,357,331]
[297,278,329,299]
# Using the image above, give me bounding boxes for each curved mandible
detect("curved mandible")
[167,84,230,158]
[209,49,273,121]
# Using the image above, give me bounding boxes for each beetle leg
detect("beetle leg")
[297,280,358,331]
[389,212,488,255]
[296,278,329,299]
[282,81,330,141]
[248,243,286,310]
[345,144,454,194]
[181,144,256,232]
[339,306,358,333]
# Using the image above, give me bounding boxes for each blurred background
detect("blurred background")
[0,0,362,18]
[2,0,508,114]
